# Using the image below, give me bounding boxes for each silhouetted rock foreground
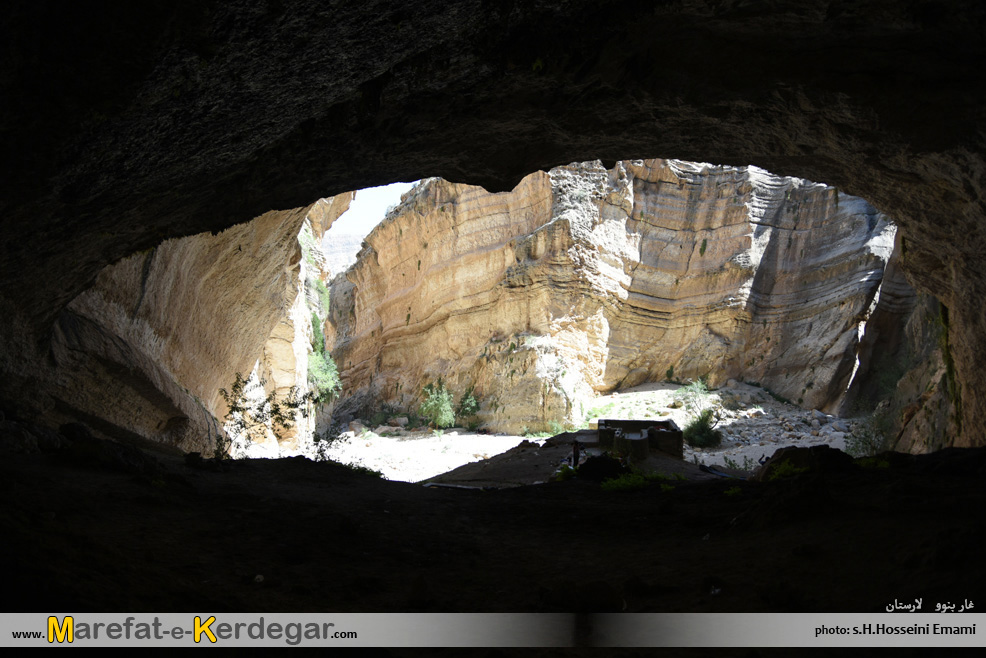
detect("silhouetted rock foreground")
[4,421,985,617]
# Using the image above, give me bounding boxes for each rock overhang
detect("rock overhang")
[2,0,985,442]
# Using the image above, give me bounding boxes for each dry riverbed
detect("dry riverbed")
[322,380,856,482]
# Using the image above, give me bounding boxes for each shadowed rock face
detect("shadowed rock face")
[2,1,985,443]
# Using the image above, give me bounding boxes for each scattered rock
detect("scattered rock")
[375,425,404,434]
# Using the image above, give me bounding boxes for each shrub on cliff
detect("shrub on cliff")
[420,380,455,429]
[456,386,482,429]
[308,352,341,403]
[311,312,325,353]
[308,311,341,404]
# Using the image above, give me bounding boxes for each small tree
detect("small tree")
[420,379,455,428]
[308,352,341,403]
[673,379,711,415]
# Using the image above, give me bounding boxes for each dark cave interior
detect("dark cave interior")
[3,2,986,649]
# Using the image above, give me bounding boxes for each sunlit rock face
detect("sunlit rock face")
[328,159,895,434]
[47,194,352,453]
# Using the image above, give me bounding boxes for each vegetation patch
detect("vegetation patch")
[844,412,894,457]
[766,461,809,481]
[419,379,455,428]
[456,386,482,430]
[672,379,712,414]
[313,279,331,315]
[683,408,722,448]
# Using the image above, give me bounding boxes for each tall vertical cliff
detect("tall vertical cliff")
[328,159,898,434]
[51,194,352,453]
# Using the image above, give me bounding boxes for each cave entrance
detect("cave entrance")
[296,158,940,482]
[58,158,947,485]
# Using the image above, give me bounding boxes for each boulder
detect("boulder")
[750,445,854,482]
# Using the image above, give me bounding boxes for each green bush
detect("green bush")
[683,408,722,448]
[553,464,576,481]
[672,379,711,414]
[308,352,341,403]
[600,471,675,492]
[844,410,894,457]
[766,461,809,481]
[456,386,483,431]
[313,279,331,314]
[311,312,325,353]
[420,380,455,428]
[601,473,648,491]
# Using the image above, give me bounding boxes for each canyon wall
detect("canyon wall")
[328,159,897,434]
[49,193,352,453]
[841,233,959,452]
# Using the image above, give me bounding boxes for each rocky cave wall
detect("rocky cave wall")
[841,232,959,453]
[1,1,985,447]
[48,193,352,453]
[328,159,900,434]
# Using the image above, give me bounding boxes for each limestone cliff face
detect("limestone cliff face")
[842,233,960,452]
[52,193,352,453]
[320,233,366,277]
[329,160,895,434]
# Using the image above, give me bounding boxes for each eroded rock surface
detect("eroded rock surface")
[46,193,351,453]
[843,234,960,453]
[329,160,895,434]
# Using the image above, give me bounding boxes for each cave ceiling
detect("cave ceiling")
[2,0,986,437]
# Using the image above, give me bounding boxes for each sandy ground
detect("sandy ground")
[322,380,853,482]
[320,430,543,482]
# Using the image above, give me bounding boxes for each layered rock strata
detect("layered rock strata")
[328,159,896,434]
[50,193,352,453]
[842,233,959,452]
